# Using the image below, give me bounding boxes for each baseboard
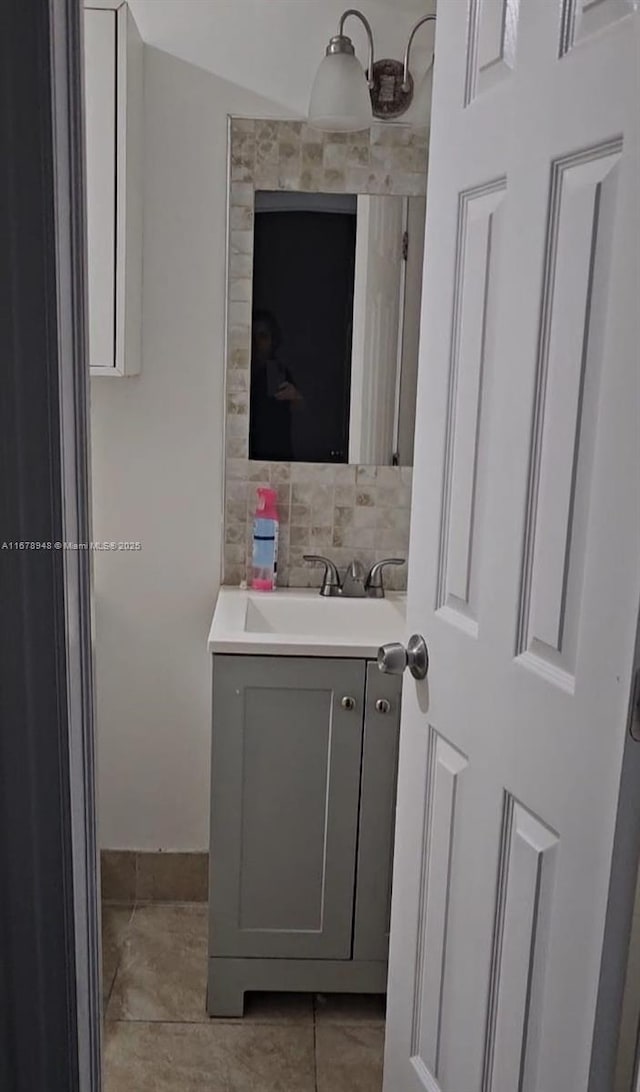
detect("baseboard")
[101,850,208,903]
[207,957,388,1017]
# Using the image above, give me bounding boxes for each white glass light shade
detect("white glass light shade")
[309,52,372,132]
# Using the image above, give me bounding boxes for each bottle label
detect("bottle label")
[252,517,279,589]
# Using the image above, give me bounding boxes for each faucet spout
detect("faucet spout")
[341,559,367,598]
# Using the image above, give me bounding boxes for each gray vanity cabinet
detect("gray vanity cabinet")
[208,654,401,1016]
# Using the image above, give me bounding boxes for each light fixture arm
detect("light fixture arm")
[402,13,436,92]
[337,9,376,89]
[311,7,437,127]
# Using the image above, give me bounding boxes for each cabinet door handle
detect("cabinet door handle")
[375,698,391,714]
[341,696,356,711]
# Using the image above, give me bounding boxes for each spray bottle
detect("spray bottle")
[251,487,279,591]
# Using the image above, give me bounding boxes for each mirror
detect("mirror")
[249,190,425,467]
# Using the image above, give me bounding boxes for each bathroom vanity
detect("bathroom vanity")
[206,588,405,1016]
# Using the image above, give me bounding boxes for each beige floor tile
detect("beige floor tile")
[102,905,134,1003]
[315,1024,385,1092]
[314,993,386,1025]
[107,904,208,1022]
[103,1020,316,1092]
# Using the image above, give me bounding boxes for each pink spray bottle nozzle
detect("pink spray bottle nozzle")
[256,487,279,519]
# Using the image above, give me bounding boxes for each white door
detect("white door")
[396,196,427,468]
[349,195,404,464]
[384,2,640,1090]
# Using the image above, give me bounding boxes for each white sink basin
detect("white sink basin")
[208,587,406,658]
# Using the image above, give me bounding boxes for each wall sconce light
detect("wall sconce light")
[308,8,436,132]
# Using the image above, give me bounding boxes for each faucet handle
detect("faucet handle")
[365,558,406,598]
[303,555,342,597]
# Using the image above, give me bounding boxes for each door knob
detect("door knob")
[377,634,429,680]
[341,696,357,710]
[375,698,391,714]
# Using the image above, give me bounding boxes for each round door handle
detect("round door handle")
[341,696,356,711]
[377,634,429,681]
[375,698,391,714]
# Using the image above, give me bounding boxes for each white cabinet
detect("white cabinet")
[84,3,143,376]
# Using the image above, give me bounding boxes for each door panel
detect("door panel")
[518,141,622,686]
[561,0,631,54]
[411,729,468,1082]
[437,179,505,636]
[465,0,521,104]
[210,655,364,960]
[384,1,640,1090]
[483,797,559,1091]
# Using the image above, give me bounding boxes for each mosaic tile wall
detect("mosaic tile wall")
[224,118,428,589]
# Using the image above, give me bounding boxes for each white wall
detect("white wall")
[91,50,287,850]
[127,0,434,119]
[91,0,435,851]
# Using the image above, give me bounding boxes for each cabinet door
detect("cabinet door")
[84,5,142,376]
[84,9,117,371]
[353,664,402,962]
[210,655,365,960]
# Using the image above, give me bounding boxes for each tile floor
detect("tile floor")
[102,902,386,1091]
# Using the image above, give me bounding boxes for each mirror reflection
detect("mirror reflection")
[249,190,425,466]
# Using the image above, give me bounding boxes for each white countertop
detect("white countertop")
[208,586,407,658]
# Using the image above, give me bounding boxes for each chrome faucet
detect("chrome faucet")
[304,555,405,598]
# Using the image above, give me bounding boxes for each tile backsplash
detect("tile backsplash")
[225,462,412,590]
[222,117,427,590]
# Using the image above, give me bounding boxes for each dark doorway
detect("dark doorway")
[250,193,357,463]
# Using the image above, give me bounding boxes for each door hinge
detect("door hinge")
[630,668,640,742]
[402,230,409,261]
